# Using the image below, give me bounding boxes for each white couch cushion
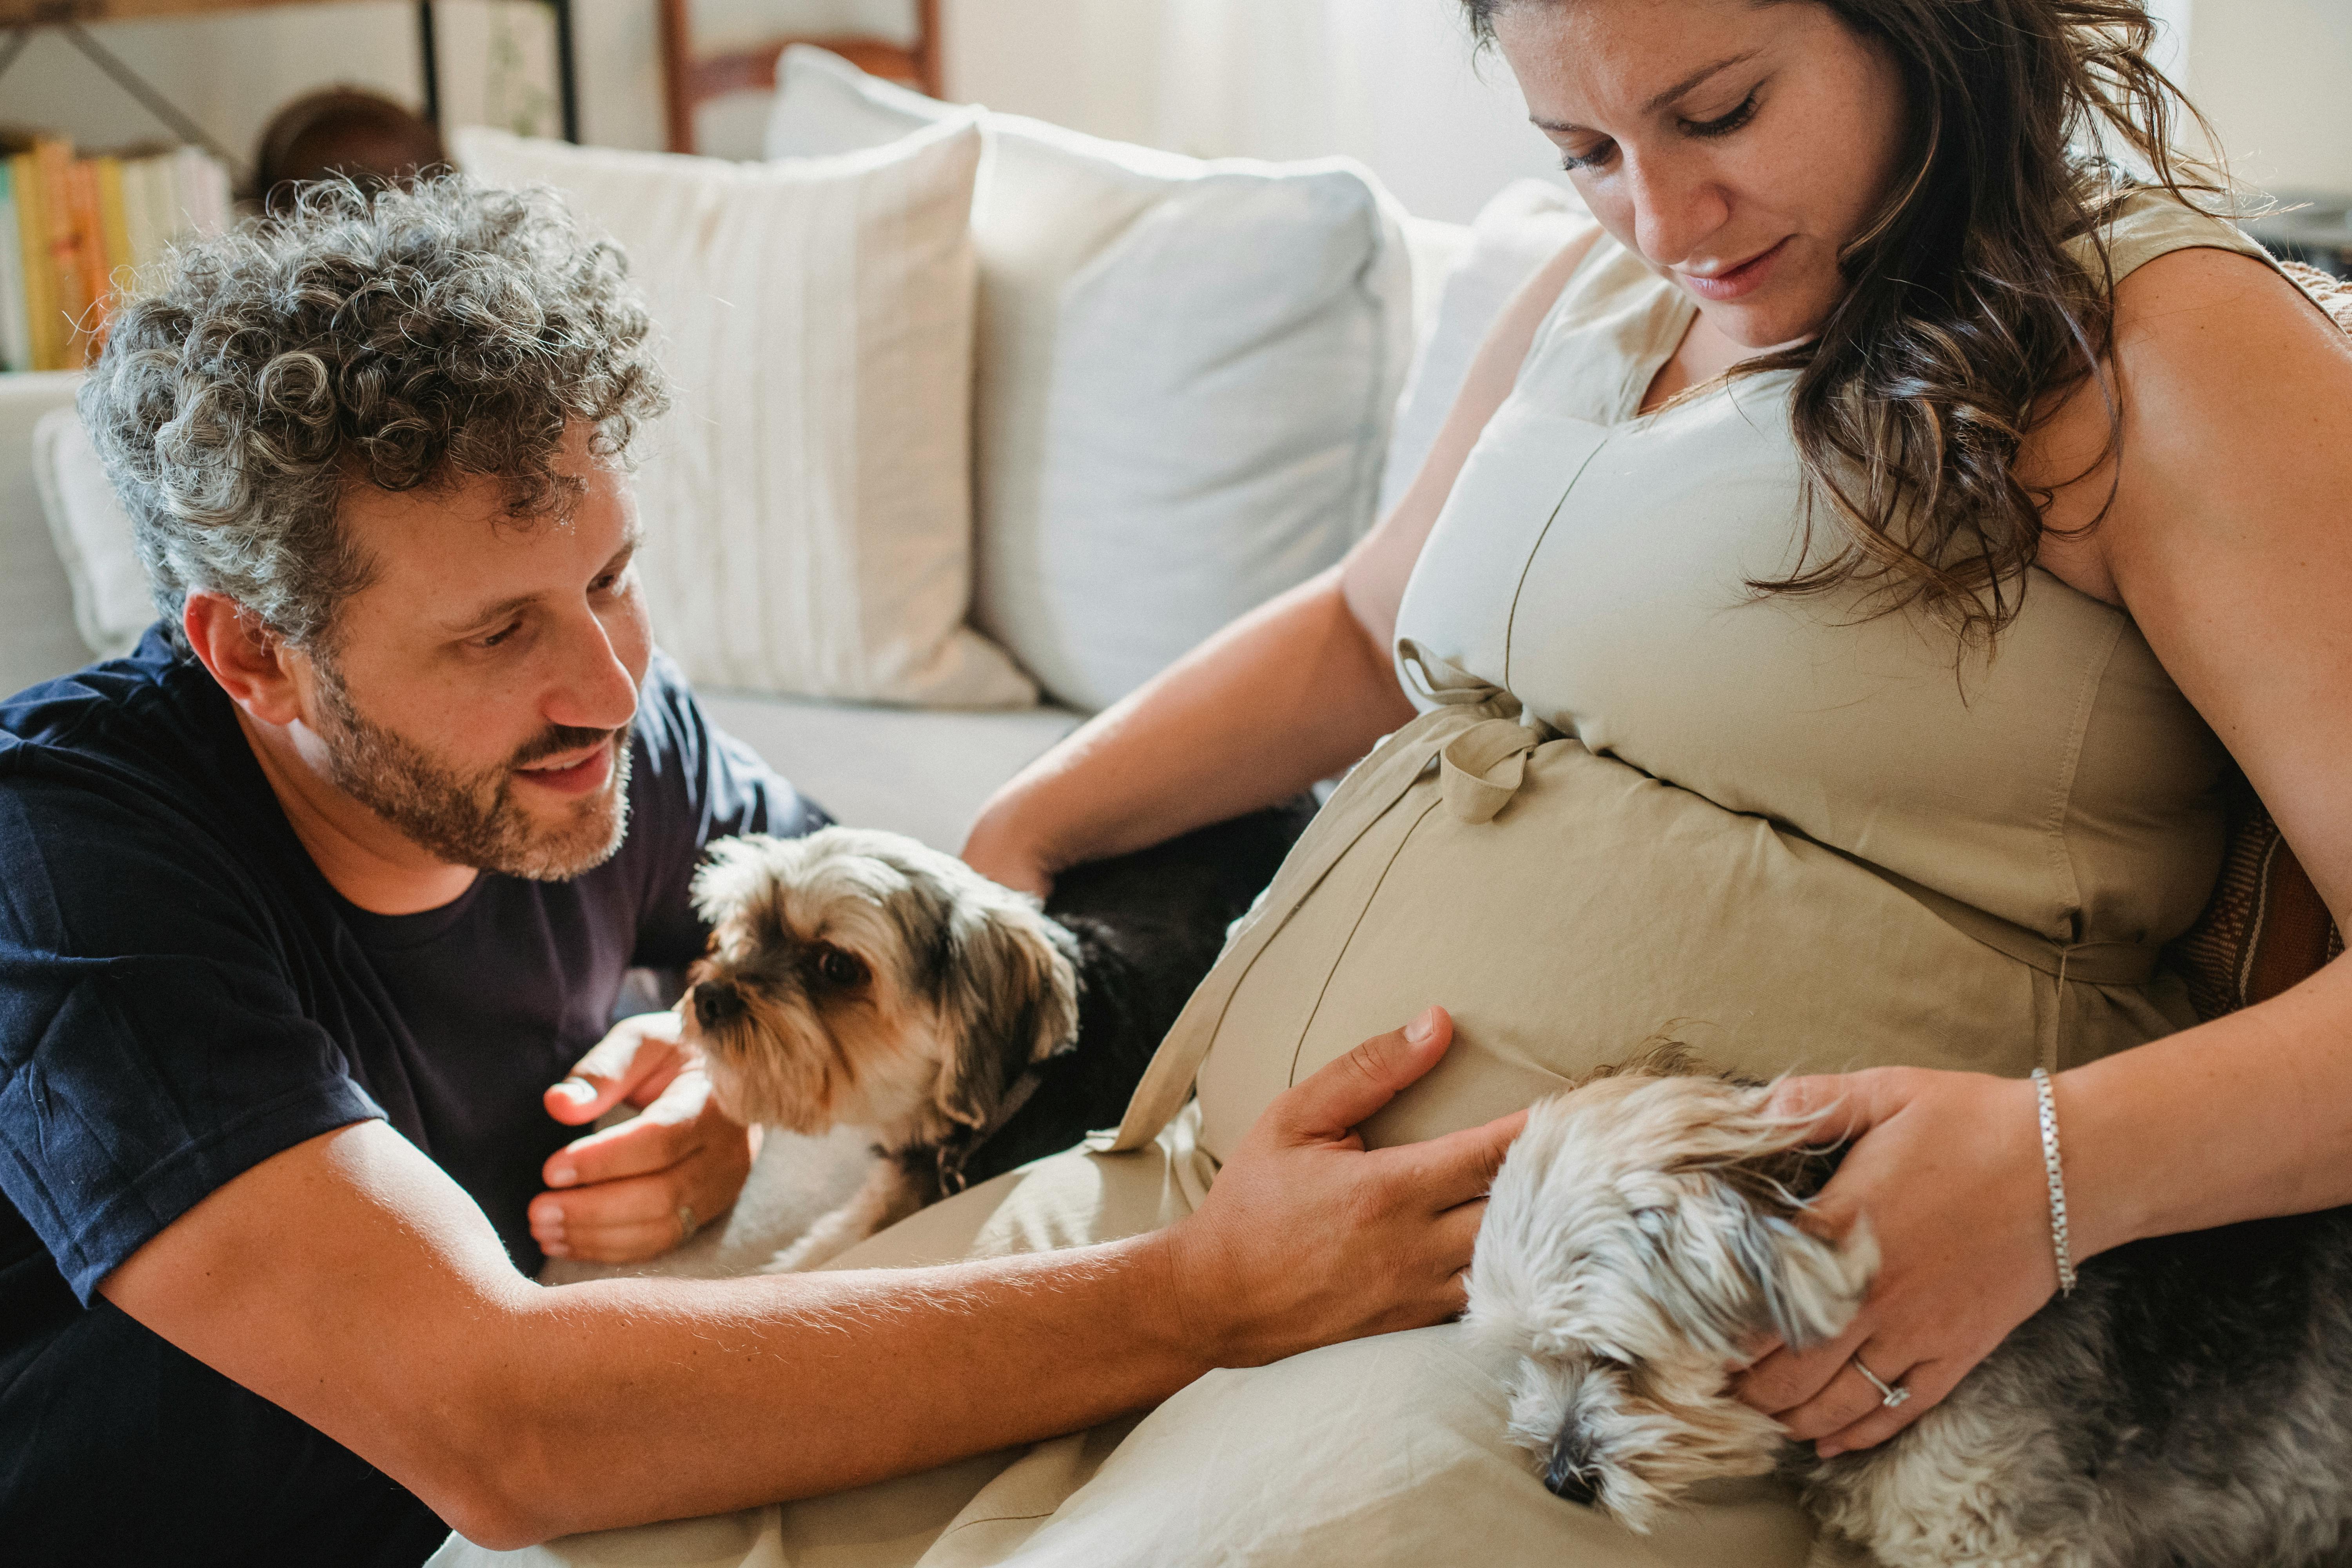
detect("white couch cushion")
[455,119,1036,710]
[31,405,151,660]
[0,372,98,697]
[1375,179,1596,520]
[700,691,1081,853]
[766,48,1416,713]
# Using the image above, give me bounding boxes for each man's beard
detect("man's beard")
[311,661,633,882]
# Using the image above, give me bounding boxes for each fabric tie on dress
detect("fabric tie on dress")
[1437,720,1545,824]
[1092,642,1552,1154]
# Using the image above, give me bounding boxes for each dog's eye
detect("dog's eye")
[814,947,869,989]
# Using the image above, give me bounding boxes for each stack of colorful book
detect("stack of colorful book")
[1,136,236,374]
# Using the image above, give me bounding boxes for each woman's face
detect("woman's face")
[1495,0,1910,349]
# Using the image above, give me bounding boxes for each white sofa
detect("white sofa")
[0,195,1572,857]
[2,350,1101,850]
[0,362,1081,850]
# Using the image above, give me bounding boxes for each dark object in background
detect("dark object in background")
[2244,192,2352,280]
[254,89,447,209]
[958,795,1321,1187]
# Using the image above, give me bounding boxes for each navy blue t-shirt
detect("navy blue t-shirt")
[0,629,827,1565]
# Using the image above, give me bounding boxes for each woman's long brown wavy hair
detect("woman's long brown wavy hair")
[1464,0,2230,648]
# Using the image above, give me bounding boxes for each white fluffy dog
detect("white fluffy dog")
[1467,1055,2352,1568]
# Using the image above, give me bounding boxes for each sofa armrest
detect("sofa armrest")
[0,372,96,699]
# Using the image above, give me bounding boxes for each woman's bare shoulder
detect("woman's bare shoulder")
[2028,244,2352,603]
[2077,243,2352,918]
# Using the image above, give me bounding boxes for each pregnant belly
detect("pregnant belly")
[1183,726,2172,1167]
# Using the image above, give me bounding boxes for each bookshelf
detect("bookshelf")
[0,136,234,372]
[0,0,585,370]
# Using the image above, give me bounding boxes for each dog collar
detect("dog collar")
[936,1065,1049,1195]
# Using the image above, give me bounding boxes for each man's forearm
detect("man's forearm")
[106,1022,1508,1553]
[481,1235,1201,1543]
[104,1123,1203,1551]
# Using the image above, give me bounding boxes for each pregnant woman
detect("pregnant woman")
[453,0,2352,1563]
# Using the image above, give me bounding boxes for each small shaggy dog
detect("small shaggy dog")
[1466,1054,2352,1568]
[680,804,1312,1272]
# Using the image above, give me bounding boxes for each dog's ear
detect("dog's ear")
[927,891,1081,1131]
[691,834,787,927]
[1637,1185,1875,1354]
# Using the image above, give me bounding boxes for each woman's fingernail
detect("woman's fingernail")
[547,1164,577,1187]
[554,1079,597,1105]
[542,1241,571,1258]
[1405,1006,1440,1046]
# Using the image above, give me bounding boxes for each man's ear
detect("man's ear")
[181,592,307,727]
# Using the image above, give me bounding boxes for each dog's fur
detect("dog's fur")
[682,804,1312,1271]
[1467,1054,2352,1568]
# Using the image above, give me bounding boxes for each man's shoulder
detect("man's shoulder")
[2,628,222,773]
[0,628,283,889]
[622,648,828,840]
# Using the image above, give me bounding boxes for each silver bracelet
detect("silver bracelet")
[2030,1067,2078,1295]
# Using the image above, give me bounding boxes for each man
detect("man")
[0,178,1512,1563]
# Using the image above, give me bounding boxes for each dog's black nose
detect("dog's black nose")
[1545,1429,1600,1506]
[693,979,746,1030]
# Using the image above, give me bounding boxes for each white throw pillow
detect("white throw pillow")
[1374,179,1597,521]
[766,47,1416,713]
[31,405,152,658]
[455,119,1035,709]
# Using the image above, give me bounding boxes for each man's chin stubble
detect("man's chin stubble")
[314,672,635,881]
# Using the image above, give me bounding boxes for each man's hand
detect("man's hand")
[529,1011,757,1263]
[1165,1005,1525,1367]
[1729,1066,2057,1457]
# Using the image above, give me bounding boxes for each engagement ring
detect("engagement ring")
[1852,1354,1910,1409]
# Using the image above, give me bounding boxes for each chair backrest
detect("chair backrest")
[2167,773,2346,1020]
[658,0,939,154]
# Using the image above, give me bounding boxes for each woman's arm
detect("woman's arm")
[1735,243,2352,1455]
[963,230,1601,893]
[2049,242,2352,1241]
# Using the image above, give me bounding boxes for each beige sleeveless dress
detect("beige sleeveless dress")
[438,195,2285,1568]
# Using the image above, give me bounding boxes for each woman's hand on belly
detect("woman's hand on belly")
[1725,1067,2056,1457]
[1165,1005,1527,1368]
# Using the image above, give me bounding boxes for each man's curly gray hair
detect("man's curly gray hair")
[80,173,670,655]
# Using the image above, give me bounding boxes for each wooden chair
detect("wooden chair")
[658,0,938,154]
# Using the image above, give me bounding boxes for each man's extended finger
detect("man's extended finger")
[1379,1108,1528,1211]
[533,1167,686,1232]
[541,1212,687,1265]
[1272,1007,1453,1142]
[544,1100,704,1189]
[544,1013,687,1127]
